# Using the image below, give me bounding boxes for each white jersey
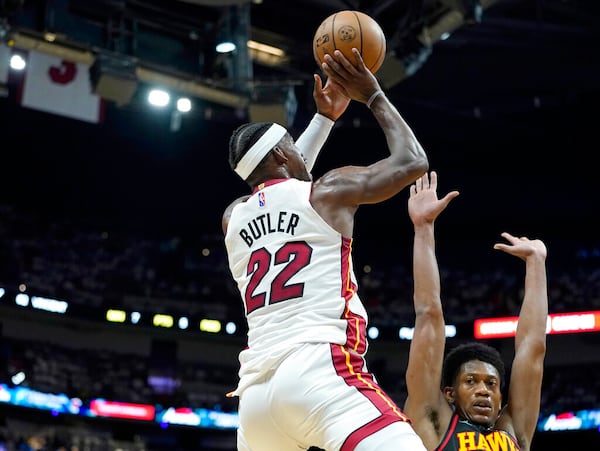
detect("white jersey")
[225,178,369,396]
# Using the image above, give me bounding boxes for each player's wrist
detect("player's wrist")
[313,113,335,126]
[366,90,384,109]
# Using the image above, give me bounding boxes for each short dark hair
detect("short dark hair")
[228,122,272,170]
[442,342,505,389]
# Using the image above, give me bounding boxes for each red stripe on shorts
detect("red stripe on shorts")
[331,344,411,421]
[340,413,404,451]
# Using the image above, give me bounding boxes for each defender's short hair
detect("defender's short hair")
[442,342,506,389]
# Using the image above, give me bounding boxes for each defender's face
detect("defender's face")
[447,360,503,428]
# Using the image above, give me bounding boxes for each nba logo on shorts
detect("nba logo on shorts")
[258,191,266,207]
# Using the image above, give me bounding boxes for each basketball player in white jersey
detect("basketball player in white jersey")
[223,49,429,451]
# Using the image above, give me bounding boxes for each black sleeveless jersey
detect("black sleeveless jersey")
[435,412,520,451]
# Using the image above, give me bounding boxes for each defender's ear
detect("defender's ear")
[443,386,455,403]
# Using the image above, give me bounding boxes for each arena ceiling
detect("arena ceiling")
[0,0,599,249]
[2,1,598,113]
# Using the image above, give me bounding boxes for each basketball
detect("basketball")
[312,10,386,74]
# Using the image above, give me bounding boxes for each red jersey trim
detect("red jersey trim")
[252,178,288,194]
[340,237,366,353]
[436,413,460,451]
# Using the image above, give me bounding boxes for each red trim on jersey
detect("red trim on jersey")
[340,237,357,301]
[340,237,366,353]
[345,311,366,354]
[251,178,288,194]
[435,411,460,451]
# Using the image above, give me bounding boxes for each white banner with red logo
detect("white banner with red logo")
[21,50,103,123]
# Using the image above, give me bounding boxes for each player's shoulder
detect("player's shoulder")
[311,165,360,198]
[222,195,251,235]
[226,194,251,211]
[224,195,251,217]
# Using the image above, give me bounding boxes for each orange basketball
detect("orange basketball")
[312,10,386,73]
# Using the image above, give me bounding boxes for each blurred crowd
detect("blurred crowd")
[1,334,599,451]
[1,204,599,327]
[1,204,599,449]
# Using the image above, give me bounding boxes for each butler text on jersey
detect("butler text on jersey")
[239,211,300,247]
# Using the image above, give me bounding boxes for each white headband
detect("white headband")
[234,123,287,180]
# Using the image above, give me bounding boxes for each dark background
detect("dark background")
[1,1,598,264]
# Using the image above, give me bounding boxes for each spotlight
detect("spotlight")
[216,41,236,53]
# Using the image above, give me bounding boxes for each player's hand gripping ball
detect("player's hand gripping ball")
[313,10,386,73]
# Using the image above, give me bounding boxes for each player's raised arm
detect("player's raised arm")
[494,233,548,450]
[404,171,459,449]
[318,48,428,207]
